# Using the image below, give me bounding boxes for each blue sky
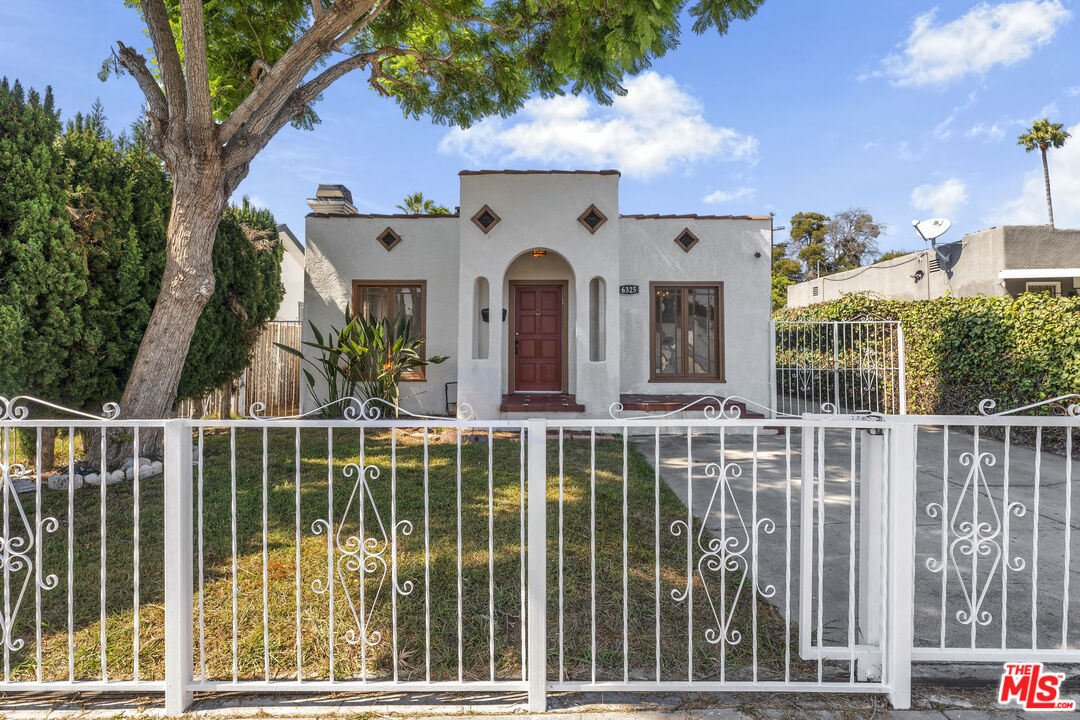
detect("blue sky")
[2,0,1079,254]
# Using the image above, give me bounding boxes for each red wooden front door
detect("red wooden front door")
[514,285,562,392]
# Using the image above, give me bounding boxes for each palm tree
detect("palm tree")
[1017,119,1071,227]
[396,191,451,215]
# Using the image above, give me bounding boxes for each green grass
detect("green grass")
[6,427,800,684]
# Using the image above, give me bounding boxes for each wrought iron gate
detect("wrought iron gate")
[774,320,907,415]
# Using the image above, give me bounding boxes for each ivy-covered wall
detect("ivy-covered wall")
[775,292,1080,415]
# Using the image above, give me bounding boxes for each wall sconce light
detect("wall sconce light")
[480,308,507,322]
[754,251,762,258]
[532,249,547,257]
[912,269,925,282]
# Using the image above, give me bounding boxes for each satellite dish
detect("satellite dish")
[912,218,951,242]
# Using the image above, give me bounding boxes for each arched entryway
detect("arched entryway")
[503,249,575,394]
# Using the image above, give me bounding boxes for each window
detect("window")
[1025,281,1061,296]
[650,283,723,381]
[351,280,428,380]
[578,204,608,234]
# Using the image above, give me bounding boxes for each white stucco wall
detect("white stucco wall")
[618,217,773,411]
[455,171,622,418]
[303,214,459,415]
[276,226,306,321]
[302,172,772,419]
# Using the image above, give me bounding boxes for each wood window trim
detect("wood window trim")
[674,227,700,253]
[648,281,725,383]
[351,279,429,382]
[507,280,569,394]
[470,204,501,234]
[577,203,608,234]
[376,226,402,251]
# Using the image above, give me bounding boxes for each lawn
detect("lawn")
[5,426,798,684]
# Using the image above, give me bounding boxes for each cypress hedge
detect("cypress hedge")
[0,79,283,412]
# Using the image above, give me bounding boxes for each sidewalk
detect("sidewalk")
[0,684,1052,718]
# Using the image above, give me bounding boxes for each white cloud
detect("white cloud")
[967,123,1006,142]
[996,121,1080,226]
[1037,102,1060,119]
[877,1,1070,87]
[439,72,758,177]
[1067,86,1080,97]
[703,186,756,204]
[911,178,969,216]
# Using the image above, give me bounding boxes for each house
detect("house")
[276,223,305,321]
[786,225,1080,307]
[302,170,773,419]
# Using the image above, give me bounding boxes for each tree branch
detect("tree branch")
[179,0,215,147]
[311,0,323,20]
[218,0,378,142]
[140,0,187,128]
[114,42,167,123]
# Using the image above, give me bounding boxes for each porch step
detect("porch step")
[500,393,585,413]
[617,393,767,420]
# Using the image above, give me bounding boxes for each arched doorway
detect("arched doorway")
[503,249,574,393]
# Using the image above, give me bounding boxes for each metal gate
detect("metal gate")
[774,320,906,416]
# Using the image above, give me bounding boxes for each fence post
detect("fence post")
[831,321,840,411]
[798,425,815,659]
[895,323,908,415]
[526,420,548,712]
[885,422,915,710]
[164,419,194,716]
[857,429,884,680]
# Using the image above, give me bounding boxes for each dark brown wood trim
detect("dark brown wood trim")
[470,204,501,234]
[577,203,608,234]
[648,281,725,383]
[508,280,569,394]
[376,226,402,251]
[351,279,430,382]
[673,227,701,253]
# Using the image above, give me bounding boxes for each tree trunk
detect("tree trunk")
[119,152,227,454]
[1041,146,1055,228]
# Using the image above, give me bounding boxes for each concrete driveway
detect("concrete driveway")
[635,424,1080,657]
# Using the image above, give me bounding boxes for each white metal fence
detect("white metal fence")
[0,394,1077,715]
[775,320,906,415]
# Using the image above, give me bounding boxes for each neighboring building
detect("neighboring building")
[276,223,305,321]
[302,170,772,419]
[787,225,1080,307]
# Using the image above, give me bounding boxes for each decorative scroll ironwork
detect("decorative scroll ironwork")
[925,450,1026,627]
[249,396,475,422]
[0,395,119,422]
[608,395,796,421]
[0,460,58,651]
[312,462,413,647]
[670,461,775,645]
[978,395,1080,417]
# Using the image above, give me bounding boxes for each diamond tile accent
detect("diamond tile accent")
[377,226,402,251]
[674,228,700,252]
[577,203,608,234]
[471,204,501,234]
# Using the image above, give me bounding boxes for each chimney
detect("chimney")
[307,184,357,214]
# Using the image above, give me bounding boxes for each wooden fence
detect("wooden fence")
[176,320,302,418]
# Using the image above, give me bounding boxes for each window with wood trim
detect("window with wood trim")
[351,280,428,381]
[650,283,724,382]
